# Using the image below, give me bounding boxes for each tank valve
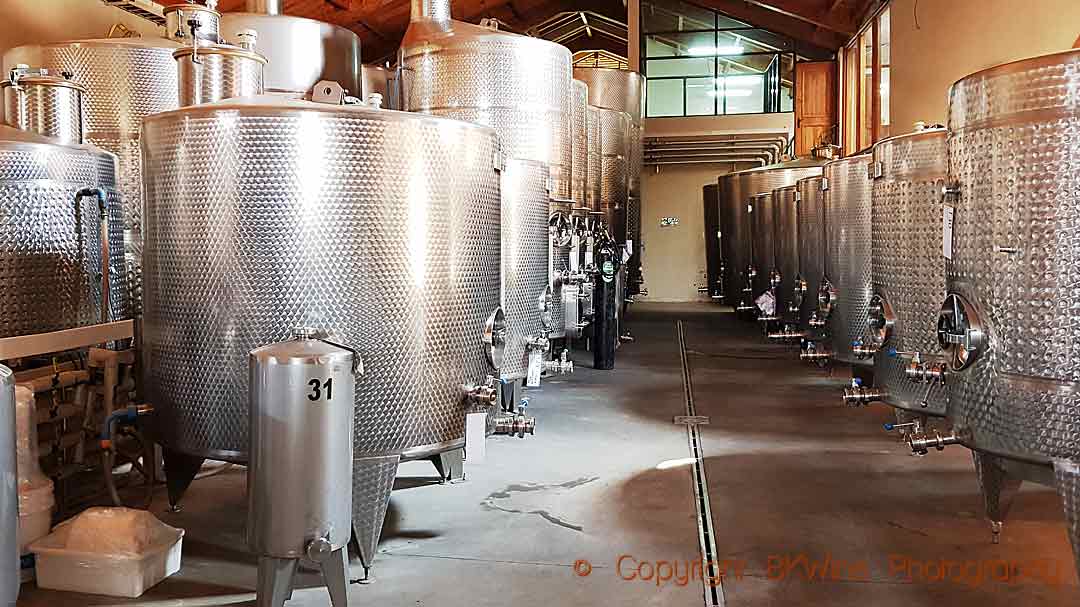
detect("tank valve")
[842,378,884,405]
[544,349,574,375]
[736,300,755,312]
[768,325,805,342]
[907,429,961,455]
[525,334,550,352]
[905,360,946,383]
[800,341,832,362]
[769,270,781,288]
[852,339,877,359]
[463,377,499,407]
[493,410,535,438]
[808,312,826,328]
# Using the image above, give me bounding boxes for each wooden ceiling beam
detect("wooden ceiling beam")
[691,1,846,52]
[739,0,854,35]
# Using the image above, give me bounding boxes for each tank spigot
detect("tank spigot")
[736,300,755,312]
[907,429,961,455]
[768,326,805,342]
[905,361,946,384]
[808,312,826,328]
[544,349,574,375]
[757,315,779,323]
[493,411,535,438]
[463,377,498,407]
[842,381,884,406]
[800,344,832,362]
[852,339,877,359]
[526,334,550,352]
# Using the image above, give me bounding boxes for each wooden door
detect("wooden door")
[795,61,837,156]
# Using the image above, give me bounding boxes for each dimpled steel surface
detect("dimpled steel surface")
[499,160,551,380]
[823,154,872,365]
[0,126,126,337]
[871,129,948,415]
[571,67,644,126]
[749,192,775,299]
[4,39,180,315]
[796,176,824,330]
[401,18,572,201]
[945,50,1080,463]
[140,97,502,462]
[596,107,630,230]
[570,80,588,206]
[585,105,602,211]
[773,185,799,323]
[1,79,84,145]
[175,46,265,106]
[720,160,824,308]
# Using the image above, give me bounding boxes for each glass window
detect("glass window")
[645,31,717,58]
[858,29,874,150]
[646,79,684,117]
[685,77,716,115]
[719,74,765,114]
[878,8,891,135]
[641,0,716,33]
[780,84,794,112]
[646,57,715,78]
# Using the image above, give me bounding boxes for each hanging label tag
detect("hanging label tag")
[465,412,487,463]
[526,350,543,387]
[570,233,581,273]
[943,205,955,260]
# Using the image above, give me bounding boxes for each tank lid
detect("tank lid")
[0,67,85,92]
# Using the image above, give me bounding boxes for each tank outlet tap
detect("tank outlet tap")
[852,339,877,359]
[493,411,536,438]
[562,271,589,285]
[544,349,574,375]
[462,377,498,407]
[905,360,946,384]
[800,346,832,362]
[525,334,550,352]
[757,314,779,323]
[769,270,781,288]
[736,300,755,312]
[768,326,806,341]
[808,312,826,328]
[842,385,885,406]
[907,429,961,455]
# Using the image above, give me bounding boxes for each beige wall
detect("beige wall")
[1,1,162,56]
[640,113,794,302]
[890,0,1080,131]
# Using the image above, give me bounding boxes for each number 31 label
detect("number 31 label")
[307,378,334,401]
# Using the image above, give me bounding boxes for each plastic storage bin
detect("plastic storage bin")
[29,507,183,597]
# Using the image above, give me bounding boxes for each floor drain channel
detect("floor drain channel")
[677,320,725,607]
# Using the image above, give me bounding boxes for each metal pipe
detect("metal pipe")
[246,0,281,15]
[411,0,451,22]
[842,385,884,406]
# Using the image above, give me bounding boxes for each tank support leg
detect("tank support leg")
[162,448,204,511]
[350,455,399,577]
[973,452,1022,544]
[319,548,350,607]
[1053,460,1080,579]
[431,448,464,483]
[256,556,297,607]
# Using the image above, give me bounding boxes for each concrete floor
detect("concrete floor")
[18,303,1080,606]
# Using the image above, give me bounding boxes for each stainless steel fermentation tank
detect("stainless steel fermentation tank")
[748,192,776,320]
[4,38,181,314]
[140,95,502,569]
[248,332,356,607]
[702,184,722,300]
[0,121,126,338]
[937,50,1080,570]
[0,367,17,607]
[219,11,362,97]
[585,105,603,212]
[550,79,590,341]
[400,0,572,382]
[174,44,266,106]
[772,185,799,328]
[844,129,948,413]
[717,159,823,317]
[795,176,827,346]
[821,154,872,365]
[594,106,630,239]
[1,69,84,145]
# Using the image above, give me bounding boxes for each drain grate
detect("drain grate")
[677,320,725,607]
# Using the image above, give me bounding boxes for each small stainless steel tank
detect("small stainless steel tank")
[822,153,872,365]
[0,124,127,337]
[1,69,84,145]
[749,192,776,310]
[940,50,1080,567]
[174,44,266,106]
[571,66,644,126]
[718,159,823,315]
[0,366,17,606]
[795,176,825,332]
[248,331,356,607]
[163,3,221,44]
[549,79,589,341]
[773,185,799,325]
[4,38,181,314]
[219,12,362,96]
[865,128,948,415]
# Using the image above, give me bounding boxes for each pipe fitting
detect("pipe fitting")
[905,361,946,384]
[768,326,805,342]
[908,429,961,455]
[462,377,498,407]
[769,270,781,289]
[851,339,877,359]
[493,411,535,438]
[808,312,826,328]
[800,346,832,362]
[736,301,755,312]
[526,334,550,352]
[842,385,884,406]
[544,349,574,375]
